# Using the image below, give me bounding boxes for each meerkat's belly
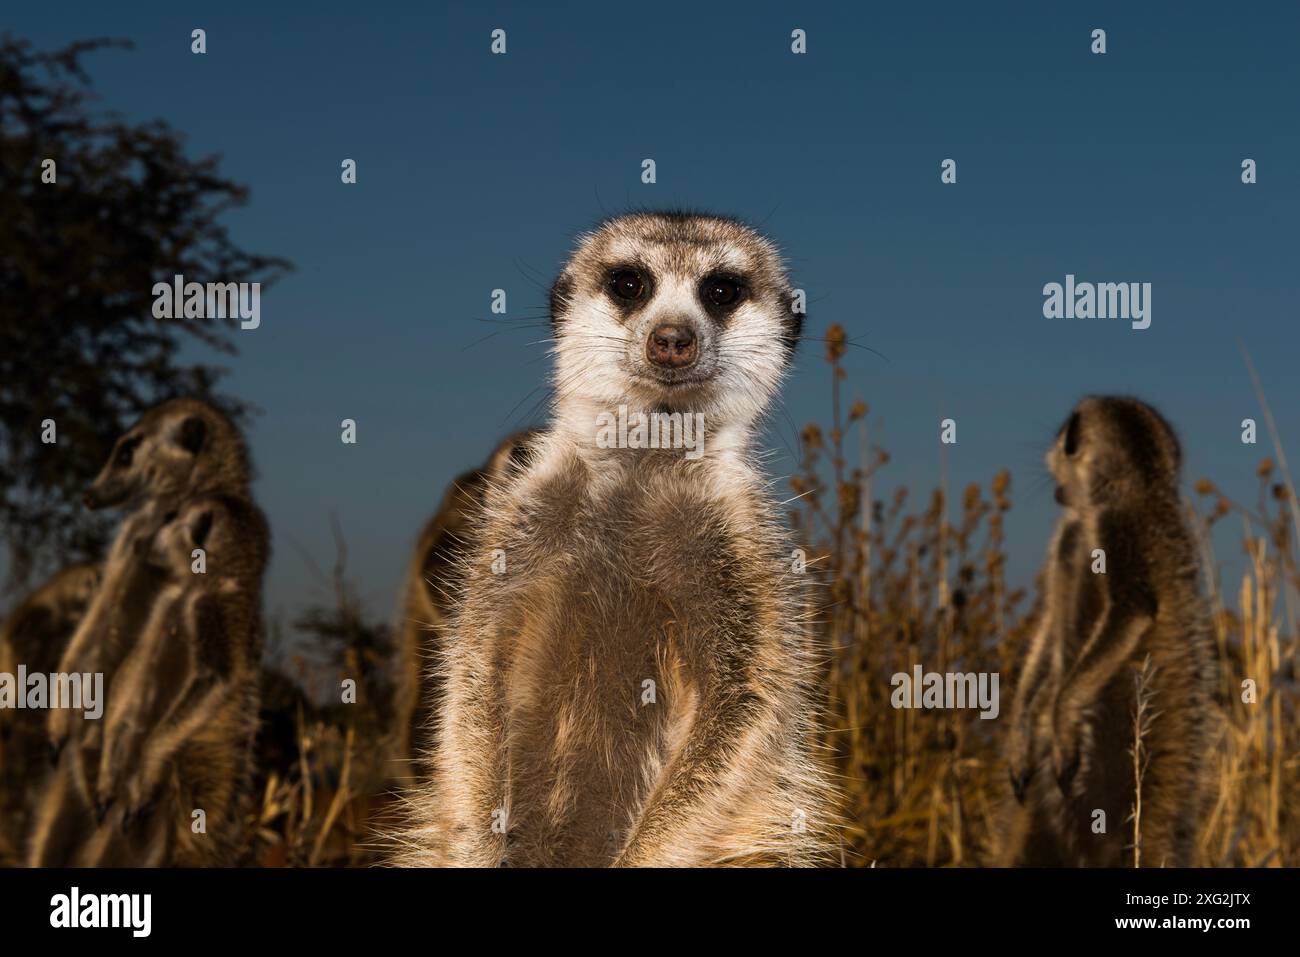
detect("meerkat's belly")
[496,505,733,866]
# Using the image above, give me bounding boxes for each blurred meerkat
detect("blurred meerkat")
[398,212,835,867]
[83,494,268,866]
[392,431,538,779]
[30,397,252,864]
[47,398,251,758]
[1000,396,1216,867]
[0,563,100,863]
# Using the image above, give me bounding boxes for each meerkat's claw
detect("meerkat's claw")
[1052,739,1080,794]
[123,797,153,830]
[1010,768,1030,804]
[1055,760,1078,794]
[94,795,114,823]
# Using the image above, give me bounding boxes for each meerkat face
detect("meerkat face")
[84,401,224,510]
[548,212,801,429]
[146,501,243,582]
[147,495,267,584]
[60,565,102,616]
[146,500,219,576]
[1048,396,1182,509]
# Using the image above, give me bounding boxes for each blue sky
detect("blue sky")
[7,1,1298,625]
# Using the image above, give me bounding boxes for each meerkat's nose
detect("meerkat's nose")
[646,324,697,369]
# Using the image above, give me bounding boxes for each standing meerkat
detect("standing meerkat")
[81,495,269,866]
[392,430,538,780]
[1000,396,1217,867]
[0,563,100,863]
[398,212,835,867]
[46,398,252,761]
[30,397,253,865]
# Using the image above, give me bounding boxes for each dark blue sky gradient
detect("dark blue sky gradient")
[7,1,1298,624]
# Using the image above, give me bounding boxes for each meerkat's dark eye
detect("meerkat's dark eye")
[1063,412,1081,456]
[609,270,646,301]
[702,276,744,308]
[115,436,142,468]
[192,511,214,548]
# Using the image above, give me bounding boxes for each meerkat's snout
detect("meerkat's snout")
[646,322,698,369]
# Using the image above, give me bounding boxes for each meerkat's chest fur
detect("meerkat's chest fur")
[1015,502,1216,866]
[443,447,814,865]
[1054,505,1203,667]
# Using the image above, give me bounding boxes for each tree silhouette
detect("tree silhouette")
[0,35,290,591]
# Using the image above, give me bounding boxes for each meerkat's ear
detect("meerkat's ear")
[177,416,208,455]
[549,274,574,329]
[191,510,214,549]
[1063,412,1081,456]
[782,285,803,358]
[507,439,531,470]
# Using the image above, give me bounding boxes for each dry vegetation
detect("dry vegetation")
[794,325,1299,867]
[228,326,1297,867]
[238,520,401,867]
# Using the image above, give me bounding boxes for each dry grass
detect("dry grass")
[796,325,1299,867]
[226,327,1297,867]
[240,669,395,867]
[236,521,403,867]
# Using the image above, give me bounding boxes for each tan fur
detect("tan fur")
[999,396,1218,867]
[28,397,258,865]
[395,213,835,866]
[0,563,100,864]
[392,432,538,782]
[80,495,268,866]
[44,399,250,761]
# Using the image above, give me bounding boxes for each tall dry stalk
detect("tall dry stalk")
[1129,654,1159,868]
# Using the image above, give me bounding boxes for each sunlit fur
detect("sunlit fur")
[29,398,257,865]
[0,563,100,864]
[548,211,801,459]
[77,495,268,866]
[999,396,1217,867]
[392,431,539,782]
[395,212,836,867]
[82,397,251,512]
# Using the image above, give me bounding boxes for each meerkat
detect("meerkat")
[392,430,538,780]
[0,563,100,863]
[29,397,253,865]
[397,212,836,867]
[82,494,268,866]
[47,398,251,758]
[1000,396,1217,867]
